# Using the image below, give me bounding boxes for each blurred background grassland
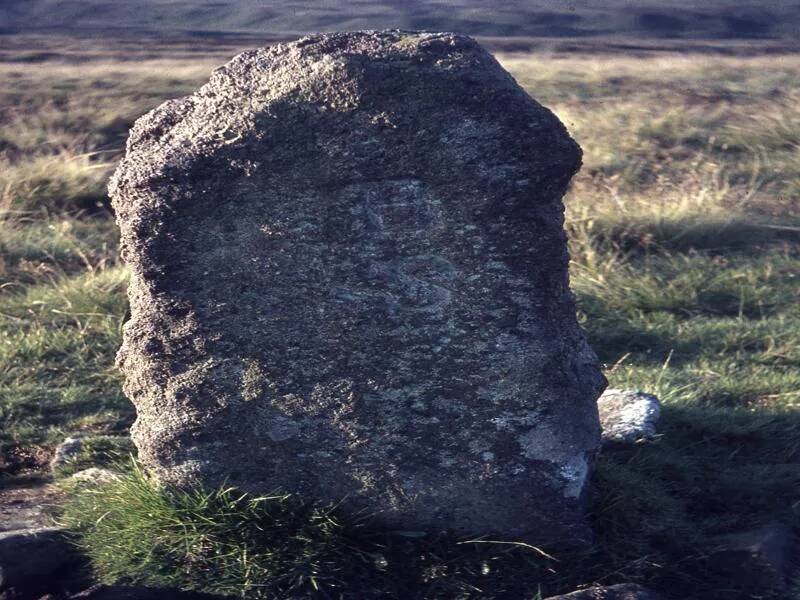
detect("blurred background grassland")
[0,29,799,597]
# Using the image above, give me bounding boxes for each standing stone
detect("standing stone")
[110,30,605,544]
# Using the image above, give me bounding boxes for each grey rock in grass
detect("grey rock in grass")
[50,436,83,472]
[110,30,605,544]
[543,583,661,599]
[598,389,661,446]
[69,467,121,486]
[51,435,136,479]
[0,527,81,598]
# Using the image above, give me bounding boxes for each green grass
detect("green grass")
[60,463,560,599]
[1,35,799,598]
[0,151,113,213]
[0,217,118,286]
[0,267,130,471]
[61,464,372,597]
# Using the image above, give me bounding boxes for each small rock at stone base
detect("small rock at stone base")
[49,437,83,472]
[0,527,81,599]
[598,389,661,446]
[706,523,799,593]
[543,583,661,599]
[68,468,120,486]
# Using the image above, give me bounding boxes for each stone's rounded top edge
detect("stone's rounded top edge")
[222,30,484,68]
[109,26,576,211]
[209,30,489,95]
[293,28,479,44]
[266,29,484,60]
[108,27,514,201]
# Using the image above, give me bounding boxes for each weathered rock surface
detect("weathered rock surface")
[598,390,660,446]
[110,30,604,543]
[543,583,660,599]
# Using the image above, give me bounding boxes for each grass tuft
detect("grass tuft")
[60,463,561,599]
[60,463,373,598]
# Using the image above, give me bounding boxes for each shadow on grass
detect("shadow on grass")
[583,402,800,599]
[579,220,798,257]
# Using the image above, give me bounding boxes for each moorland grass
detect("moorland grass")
[1,38,799,598]
[0,267,129,468]
[1,151,113,213]
[56,461,573,599]
[60,464,379,598]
